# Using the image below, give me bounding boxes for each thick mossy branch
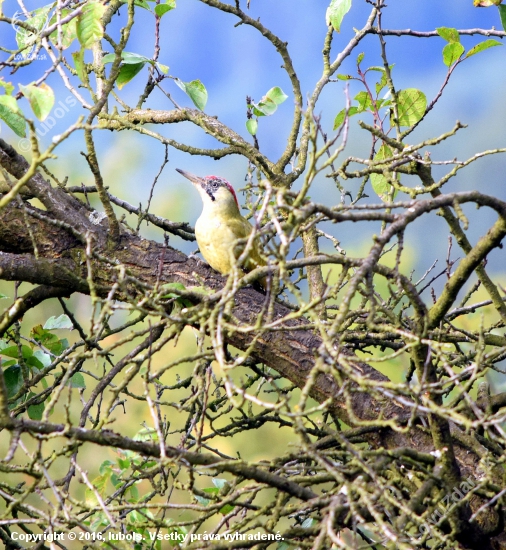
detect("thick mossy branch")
[0,413,317,501]
[98,109,280,178]
[0,196,499,504]
[0,138,93,236]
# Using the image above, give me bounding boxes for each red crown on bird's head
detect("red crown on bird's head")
[203,175,239,208]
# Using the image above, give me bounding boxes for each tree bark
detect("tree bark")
[0,138,502,545]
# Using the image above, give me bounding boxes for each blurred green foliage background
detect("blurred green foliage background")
[1,1,505,537]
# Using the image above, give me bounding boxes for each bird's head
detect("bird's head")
[177,168,240,213]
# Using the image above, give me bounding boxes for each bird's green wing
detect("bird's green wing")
[228,217,263,261]
[227,216,252,240]
[226,216,267,287]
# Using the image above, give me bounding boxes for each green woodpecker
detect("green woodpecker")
[177,168,266,288]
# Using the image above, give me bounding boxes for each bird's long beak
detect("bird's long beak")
[176,168,204,187]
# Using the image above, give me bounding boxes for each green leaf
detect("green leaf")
[246,118,258,135]
[31,325,64,355]
[127,508,145,524]
[85,472,111,506]
[212,478,229,490]
[0,96,26,137]
[175,79,208,111]
[102,52,120,63]
[0,293,8,299]
[33,350,51,368]
[442,42,465,66]
[436,27,460,43]
[253,97,277,116]
[117,62,145,89]
[499,5,506,31]
[134,427,158,442]
[356,52,364,65]
[1,345,33,359]
[0,79,14,96]
[184,79,208,111]
[15,6,52,56]
[3,365,23,399]
[43,314,73,330]
[68,372,86,388]
[26,355,45,370]
[395,88,426,127]
[336,74,353,80]
[120,0,152,9]
[161,282,186,298]
[154,5,171,17]
[354,91,372,113]
[117,457,131,470]
[374,64,394,95]
[28,5,51,30]
[474,0,502,5]
[111,473,121,487]
[376,72,388,95]
[265,86,288,105]
[466,39,502,58]
[27,394,44,420]
[77,1,105,49]
[102,52,156,88]
[155,0,176,17]
[99,460,115,475]
[157,62,169,74]
[326,0,352,33]
[250,86,287,117]
[129,484,139,500]
[19,83,55,121]
[333,106,358,130]
[301,518,318,528]
[49,9,78,49]
[0,95,21,113]
[139,460,157,470]
[195,493,212,506]
[219,502,234,515]
[72,49,86,83]
[102,51,151,65]
[371,144,396,202]
[376,98,391,109]
[201,485,233,514]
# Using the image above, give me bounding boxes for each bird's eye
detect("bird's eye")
[212,182,219,188]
